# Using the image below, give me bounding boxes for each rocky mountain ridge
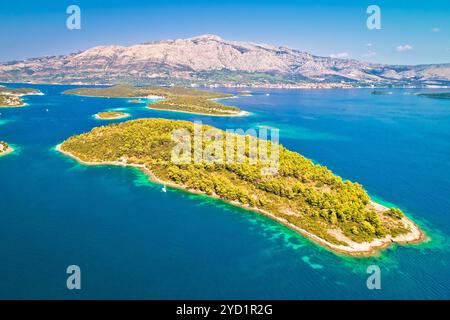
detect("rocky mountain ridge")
[1,34,449,87]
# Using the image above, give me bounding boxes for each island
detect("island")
[128,99,142,103]
[0,141,13,156]
[371,90,393,95]
[64,85,248,116]
[238,91,253,96]
[417,92,450,99]
[94,111,130,120]
[0,85,42,107]
[57,118,424,256]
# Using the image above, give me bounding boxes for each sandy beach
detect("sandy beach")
[56,143,425,257]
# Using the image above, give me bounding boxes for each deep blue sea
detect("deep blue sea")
[0,83,449,299]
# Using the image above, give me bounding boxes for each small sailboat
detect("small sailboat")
[162,185,167,193]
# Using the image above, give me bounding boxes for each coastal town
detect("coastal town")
[0,85,42,107]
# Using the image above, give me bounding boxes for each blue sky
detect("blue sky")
[0,0,449,65]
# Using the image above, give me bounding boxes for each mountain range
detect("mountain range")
[1,34,449,87]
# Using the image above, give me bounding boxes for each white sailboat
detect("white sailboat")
[162,184,167,193]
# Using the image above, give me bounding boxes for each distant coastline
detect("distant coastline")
[4,80,450,90]
[416,92,450,99]
[64,85,248,116]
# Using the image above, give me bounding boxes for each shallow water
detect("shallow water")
[0,84,449,299]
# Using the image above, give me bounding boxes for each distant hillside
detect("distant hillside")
[1,34,449,87]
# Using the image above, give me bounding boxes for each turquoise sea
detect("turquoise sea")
[0,83,449,299]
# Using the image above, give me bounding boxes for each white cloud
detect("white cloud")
[367,43,373,47]
[362,50,377,57]
[432,28,440,32]
[330,52,349,59]
[396,44,413,52]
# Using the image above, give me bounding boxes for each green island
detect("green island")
[128,99,142,103]
[64,85,247,116]
[0,85,42,107]
[95,111,130,120]
[417,92,450,99]
[0,141,13,156]
[57,118,424,256]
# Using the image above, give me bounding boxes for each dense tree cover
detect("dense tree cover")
[148,95,240,115]
[61,118,411,245]
[385,208,404,220]
[64,85,241,115]
[96,111,129,119]
[64,84,233,99]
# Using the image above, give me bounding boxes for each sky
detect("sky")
[0,0,449,65]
